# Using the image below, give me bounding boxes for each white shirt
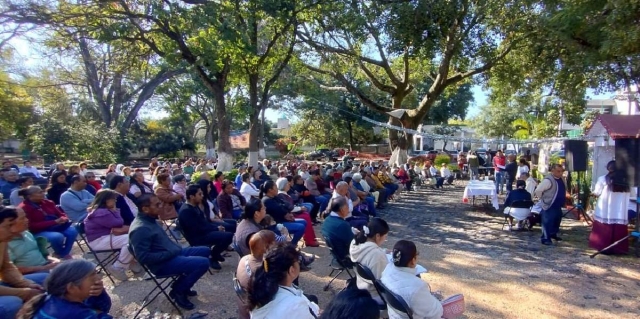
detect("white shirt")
[331,192,353,217]
[240,182,260,202]
[429,166,438,177]
[516,165,530,179]
[250,286,319,319]
[440,167,451,178]
[359,179,371,192]
[380,264,443,319]
[525,177,537,196]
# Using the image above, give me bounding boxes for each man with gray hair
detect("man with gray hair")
[324,181,368,229]
[0,170,19,199]
[534,164,567,246]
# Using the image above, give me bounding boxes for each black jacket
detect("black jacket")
[178,203,219,246]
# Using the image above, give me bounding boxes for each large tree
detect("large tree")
[297,0,537,165]
[0,3,184,132]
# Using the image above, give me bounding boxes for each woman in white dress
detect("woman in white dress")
[588,160,631,254]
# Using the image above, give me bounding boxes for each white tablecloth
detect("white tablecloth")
[463,180,499,209]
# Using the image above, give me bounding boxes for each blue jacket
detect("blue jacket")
[504,189,533,207]
[60,189,95,222]
[129,213,182,274]
[34,290,112,319]
[1,181,18,199]
[234,174,243,190]
[321,214,353,261]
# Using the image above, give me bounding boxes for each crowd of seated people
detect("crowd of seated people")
[0,155,444,317]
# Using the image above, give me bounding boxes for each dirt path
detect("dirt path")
[101,183,640,318]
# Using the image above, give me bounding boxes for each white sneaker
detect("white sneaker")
[108,265,129,281]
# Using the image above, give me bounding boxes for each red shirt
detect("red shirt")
[19,199,67,234]
[493,155,506,172]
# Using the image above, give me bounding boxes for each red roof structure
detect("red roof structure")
[587,114,640,139]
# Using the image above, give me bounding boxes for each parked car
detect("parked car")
[306,148,338,161]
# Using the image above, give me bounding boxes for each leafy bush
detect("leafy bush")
[224,169,239,182]
[190,170,216,182]
[434,154,451,167]
[190,168,238,183]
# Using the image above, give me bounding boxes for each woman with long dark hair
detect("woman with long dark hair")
[233,198,287,256]
[248,244,319,319]
[260,181,307,247]
[349,218,389,303]
[589,160,634,254]
[45,171,68,205]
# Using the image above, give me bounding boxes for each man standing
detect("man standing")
[493,150,506,194]
[504,154,518,194]
[129,193,211,310]
[534,164,567,245]
[179,185,233,271]
[60,175,95,222]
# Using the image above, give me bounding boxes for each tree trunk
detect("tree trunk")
[346,119,354,151]
[205,124,216,159]
[214,88,234,172]
[248,74,260,167]
[259,105,266,159]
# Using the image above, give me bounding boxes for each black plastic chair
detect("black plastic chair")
[75,222,119,285]
[355,262,387,310]
[323,236,354,291]
[127,245,182,318]
[375,280,414,319]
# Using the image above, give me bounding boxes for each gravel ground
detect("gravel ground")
[79,181,640,319]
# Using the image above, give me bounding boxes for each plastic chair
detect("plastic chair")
[375,280,414,319]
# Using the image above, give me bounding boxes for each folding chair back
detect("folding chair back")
[75,221,120,285]
[375,280,414,319]
[127,245,182,318]
[355,263,387,310]
[322,236,354,291]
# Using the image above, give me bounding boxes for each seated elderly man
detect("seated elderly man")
[324,181,368,229]
[59,175,95,222]
[347,176,376,217]
[1,170,19,200]
[503,180,535,230]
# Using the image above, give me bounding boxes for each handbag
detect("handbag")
[441,294,465,319]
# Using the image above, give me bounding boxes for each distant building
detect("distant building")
[273,116,291,136]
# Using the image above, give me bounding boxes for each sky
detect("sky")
[10,37,613,125]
